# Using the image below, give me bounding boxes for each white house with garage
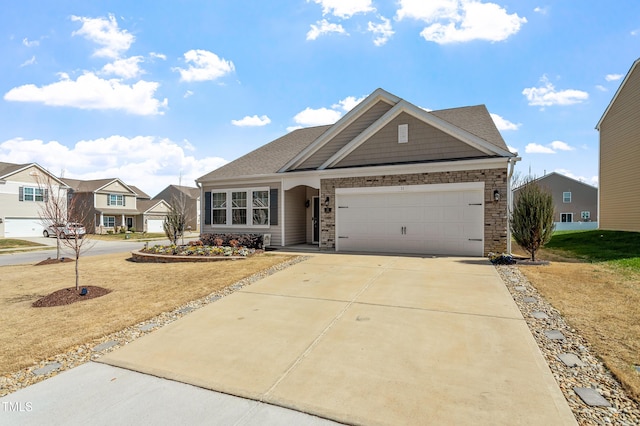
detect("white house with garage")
[0,162,69,238]
[197,88,519,256]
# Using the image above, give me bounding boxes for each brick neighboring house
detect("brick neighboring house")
[152,185,201,232]
[196,88,519,256]
[596,57,640,232]
[514,172,598,231]
[62,178,170,234]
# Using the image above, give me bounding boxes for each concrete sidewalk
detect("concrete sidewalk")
[94,254,576,425]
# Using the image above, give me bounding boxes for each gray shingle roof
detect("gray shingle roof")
[197,125,331,181]
[0,161,27,178]
[429,105,508,151]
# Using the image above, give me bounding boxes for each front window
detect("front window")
[563,192,571,203]
[210,188,270,227]
[232,191,247,225]
[561,213,573,223]
[581,211,590,220]
[212,192,227,225]
[109,194,124,206]
[252,190,269,225]
[103,216,115,227]
[21,187,44,202]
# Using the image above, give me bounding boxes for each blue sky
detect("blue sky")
[1,1,638,195]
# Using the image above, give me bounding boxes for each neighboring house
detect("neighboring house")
[0,162,68,238]
[196,88,519,256]
[596,57,640,232]
[514,172,598,231]
[152,185,201,232]
[61,178,170,233]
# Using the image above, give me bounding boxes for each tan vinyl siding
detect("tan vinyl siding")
[201,182,283,246]
[335,112,485,168]
[95,193,137,210]
[297,100,394,170]
[599,64,640,231]
[284,186,307,245]
[6,166,42,183]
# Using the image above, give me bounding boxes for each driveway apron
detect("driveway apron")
[98,254,576,425]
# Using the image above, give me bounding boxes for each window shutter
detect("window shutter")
[204,191,212,225]
[269,188,278,226]
[19,186,24,202]
[107,194,111,206]
[123,195,126,206]
[44,189,49,203]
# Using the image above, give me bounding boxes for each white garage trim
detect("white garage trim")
[4,218,45,238]
[146,219,164,233]
[335,182,484,256]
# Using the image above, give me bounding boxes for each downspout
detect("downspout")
[196,181,202,234]
[506,156,521,254]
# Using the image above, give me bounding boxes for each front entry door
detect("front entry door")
[126,217,134,230]
[312,196,320,243]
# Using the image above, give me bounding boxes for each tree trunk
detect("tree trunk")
[75,254,80,291]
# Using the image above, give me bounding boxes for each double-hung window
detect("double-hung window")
[109,194,125,206]
[20,186,45,202]
[103,216,115,227]
[212,192,227,224]
[563,192,571,203]
[252,190,269,225]
[231,191,248,225]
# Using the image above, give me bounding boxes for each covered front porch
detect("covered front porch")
[94,210,137,234]
[283,180,321,247]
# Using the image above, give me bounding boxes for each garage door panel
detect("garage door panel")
[5,218,44,237]
[336,186,484,256]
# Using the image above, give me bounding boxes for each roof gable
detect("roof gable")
[0,161,68,186]
[596,58,640,130]
[62,177,137,195]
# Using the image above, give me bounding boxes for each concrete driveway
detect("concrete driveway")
[93,254,576,425]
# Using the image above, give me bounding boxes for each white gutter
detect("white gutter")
[506,156,521,254]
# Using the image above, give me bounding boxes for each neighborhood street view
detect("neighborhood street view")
[1,1,640,424]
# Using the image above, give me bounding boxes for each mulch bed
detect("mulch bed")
[35,257,74,266]
[32,286,111,308]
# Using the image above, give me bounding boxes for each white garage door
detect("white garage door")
[335,183,484,256]
[146,219,164,233]
[4,218,45,238]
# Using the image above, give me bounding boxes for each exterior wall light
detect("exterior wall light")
[324,196,330,206]
[493,189,500,202]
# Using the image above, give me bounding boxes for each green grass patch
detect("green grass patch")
[0,239,46,249]
[545,230,640,268]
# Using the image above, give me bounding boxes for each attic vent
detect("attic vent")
[398,124,408,144]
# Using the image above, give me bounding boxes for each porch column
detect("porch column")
[121,214,125,230]
[99,213,104,234]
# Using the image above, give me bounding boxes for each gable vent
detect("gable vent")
[398,124,408,143]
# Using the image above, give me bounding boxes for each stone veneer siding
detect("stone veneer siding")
[319,168,509,256]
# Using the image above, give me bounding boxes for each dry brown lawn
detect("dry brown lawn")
[0,252,295,376]
[515,246,640,402]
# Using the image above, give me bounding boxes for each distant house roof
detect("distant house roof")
[61,177,137,194]
[129,185,151,199]
[169,185,200,199]
[596,57,640,130]
[513,172,597,191]
[137,199,168,213]
[0,161,68,186]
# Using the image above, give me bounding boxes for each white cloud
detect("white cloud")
[396,0,526,44]
[307,19,347,40]
[490,113,520,131]
[524,143,555,154]
[174,49,235,82]
[507,145,518,154]
[605,74,623,82]
[554,169,598,186]
[149,52,167,60]
[522,75,588,107]
[71,14,134,59]
[231,115,271,127]
[595,85,607,92]
[101,56,144,79]
[20,56,37,67]
[293,107,342,126]
[22,38,39,47]
[368,17,394,46]
[533,6,548,14]
[0,136,228,196]
[183,90,194,98]
[549,140,574,151]
[4,72,168,115]
[632,29,640,36]
[525,140,574,154]
[333,95,366,111]
[308,0,375,18]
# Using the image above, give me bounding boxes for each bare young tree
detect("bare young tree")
[38,175,94,291]
[163,196,186,246]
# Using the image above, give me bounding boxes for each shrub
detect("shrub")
[200,233,263,249]
[510,179,555,261]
